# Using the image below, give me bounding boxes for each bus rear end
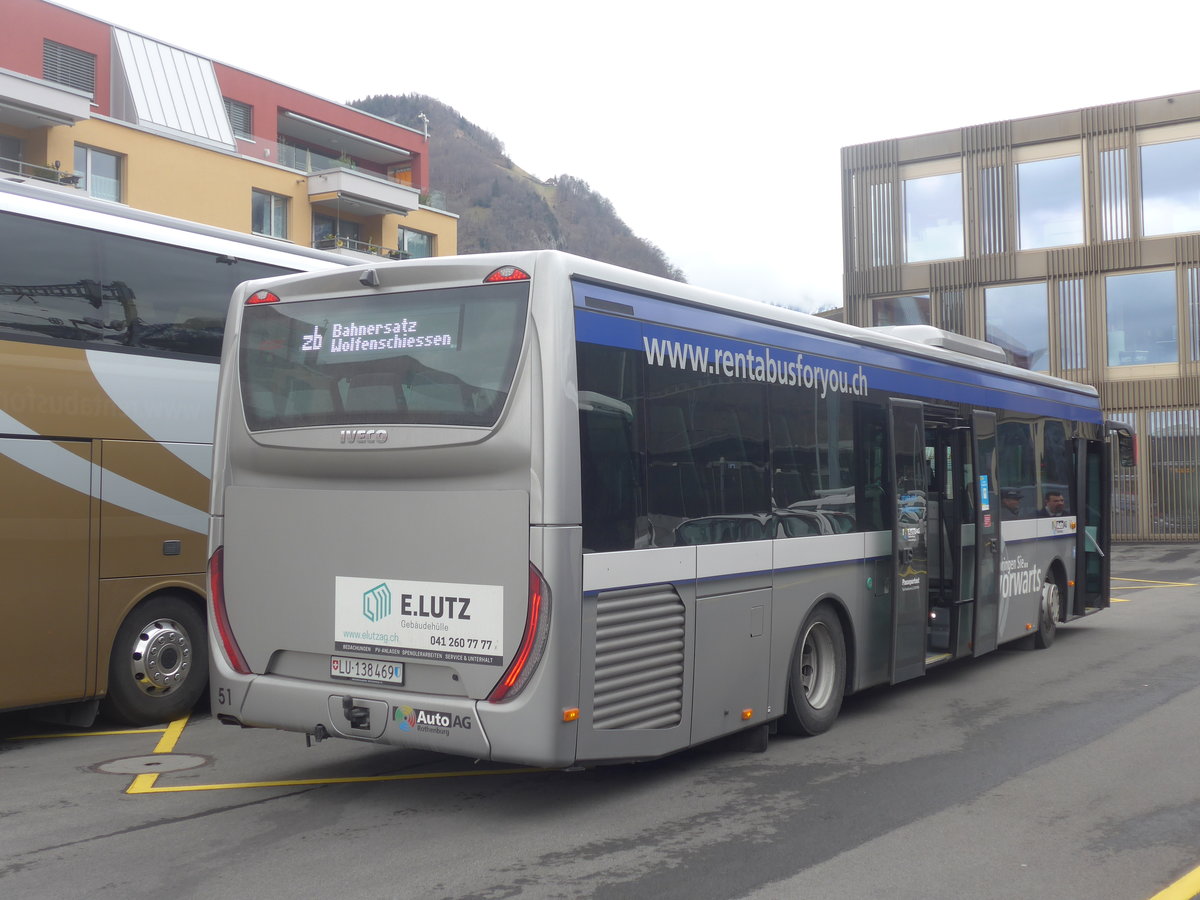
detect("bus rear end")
[208,253,579,766]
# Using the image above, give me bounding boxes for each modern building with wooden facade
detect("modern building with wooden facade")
[841,92,1200,540]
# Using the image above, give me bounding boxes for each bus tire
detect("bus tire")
[780,602,846,737]
[100,594,209,725]
[1033,577,1061,650]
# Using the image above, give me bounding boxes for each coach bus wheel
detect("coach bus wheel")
[100,594,209,725]
[1033,578,1061,650]
[780,603,846,736]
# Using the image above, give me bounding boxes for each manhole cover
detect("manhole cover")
[93,754,210,774]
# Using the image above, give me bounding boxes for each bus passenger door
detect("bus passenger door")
[1073,437,1110,616]
[971,412,1001,656]
[889,400,928,684]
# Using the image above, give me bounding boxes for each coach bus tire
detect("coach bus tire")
[99,594,209,726]
[1033,577,1061,650]
[780,602,846,737]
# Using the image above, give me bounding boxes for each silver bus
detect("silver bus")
[208,251,1127,766]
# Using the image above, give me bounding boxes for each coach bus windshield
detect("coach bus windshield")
[239,281,529,430]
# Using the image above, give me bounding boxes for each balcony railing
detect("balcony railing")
[313,235,409,260]
[0,156,82,187]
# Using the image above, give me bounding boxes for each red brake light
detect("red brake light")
[483,266,530,284]
[488,564,551,702]
[246,290,281,304]
[208,547,251,675]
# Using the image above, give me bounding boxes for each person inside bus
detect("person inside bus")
[1001,489,1023,519]
[1039,490,1067,517]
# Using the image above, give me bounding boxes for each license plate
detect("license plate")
[330,656,404,685]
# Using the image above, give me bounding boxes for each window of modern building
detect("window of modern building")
[1106,269,1178,366]
[1188,266,1200,362]
[43,39,96,94]
[1016,153,1084,249]
[398,227,433,259]
[985,282,1048,371]
[1140,134,1200,237]
[871,295,930,326]
[312,213,360,248]
[73,145,121,202]
[223,98,253,140]
[251,189,287,239]
[903,171,963,263]
[0,135,21,174]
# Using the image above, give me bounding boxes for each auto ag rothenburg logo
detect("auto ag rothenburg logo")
[362,583,393,622]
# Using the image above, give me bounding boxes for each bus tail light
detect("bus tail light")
[488,564,551,702]
[483,266,530,284]
[208,547,252,675]
[246,290,280,304]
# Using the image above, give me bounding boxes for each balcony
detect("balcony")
[307,166,420,217]
[0,156,83,192]
[0,68,92,130]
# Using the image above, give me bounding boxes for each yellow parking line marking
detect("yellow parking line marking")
[125,713,546,794]
[1113,577,1196,588]
[1111,597,1131,602]
[1148,861,1200,900]
[128,767,548,794]
[5,727,168,742]
[126,714,190,794]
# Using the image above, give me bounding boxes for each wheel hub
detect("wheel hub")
[128,618,191,696]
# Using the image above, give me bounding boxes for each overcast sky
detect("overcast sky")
[61,0,1200,311]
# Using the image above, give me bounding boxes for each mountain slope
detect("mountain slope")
[351,94,685,281]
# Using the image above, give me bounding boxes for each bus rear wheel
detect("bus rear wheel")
[100,594,209,725]
[780,603,846,736]
[1033,578,1061,649]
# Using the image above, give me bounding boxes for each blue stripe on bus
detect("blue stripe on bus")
[572,287,1102,425]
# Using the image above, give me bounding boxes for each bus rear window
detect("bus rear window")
[239,282,529,429]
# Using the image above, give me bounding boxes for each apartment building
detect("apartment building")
[0,0,456,260]
[841,92,1200,540]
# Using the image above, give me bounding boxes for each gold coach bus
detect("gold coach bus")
[0,178,348,725]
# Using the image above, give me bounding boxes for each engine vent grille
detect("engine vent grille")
[591,585,685,730]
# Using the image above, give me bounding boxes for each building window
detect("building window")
[871,295,930,326]
[312,213,360,248]
[398,227,433,259]
[0,135,21,175]
[1188,267,1200,363]
[223,98,253,140]
[43,39,96,94]
[251,190,287,238]
[985,282,1048,371]
[1141,136,1200,237]
[1017,154,1083,249]
[1106,270,1177,366]
[903,172,963,263]
[73,145,121,202]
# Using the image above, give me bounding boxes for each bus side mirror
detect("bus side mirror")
[1116,429,1136,468]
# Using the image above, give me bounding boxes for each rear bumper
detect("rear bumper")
[229,671,492,759]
